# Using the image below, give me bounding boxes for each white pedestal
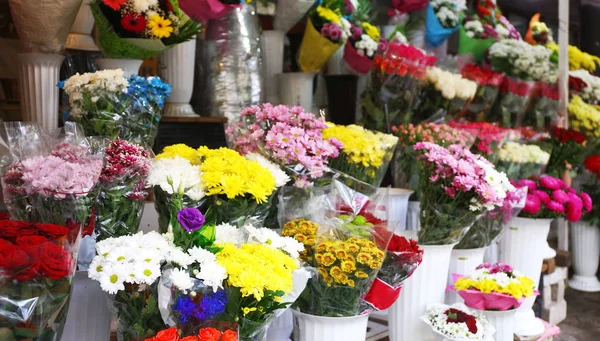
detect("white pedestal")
[278,72,314,114]
[159,39,198,117]
[261,30,285,104]
[18,53,65,133]
[96,58,142,77]
[483,309,516,341]
[569,221,600,292]
[66,0,98,51]
[382,188,413,234]
[407,201,421,232]
[292,310,369,341]
[446,247,486,304]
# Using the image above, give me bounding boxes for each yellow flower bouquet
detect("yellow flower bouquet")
[569,95,600,139]
[322,123,398,187]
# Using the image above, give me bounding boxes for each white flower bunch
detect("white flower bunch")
[422,303,492,340]
[62,69,129,117]
[214,222,305,261]
[464,20,484,38]
[489,40,558,83]
[498,142,551,164]
[472,159,515,211]
[169,246,228,292]
[391,31,408,45]
[89,231,187,294]
[468,267,524,287]
[431,0,465,28]
[245,153,291,187]
[355,34,379,58]
[339,18,352,41]
[426,67,478,100]
[147,157,206,200]
[569,69,600,105]
[495,24,510,39]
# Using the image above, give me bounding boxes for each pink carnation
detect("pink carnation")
[580,192,593,213]
[539,176,563,190]
[552,190,569,204]
[545,200,565,213]
[566,201,583,222]
[523,193,542,215]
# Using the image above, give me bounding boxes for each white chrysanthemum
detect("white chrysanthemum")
[196,262,227,292]
[134,261,162,285]
[570,69,600,104]
[147,157,205,200]
[215,223,243,245]
[170,268,194,291]
[424,304,489,340]
[105,247,134,263]
[188,246,217,265]
[392,31,408,45]
[88,257,105,281]
[167,249,194,268]
[245,153,290,187]
[98,264,127,294]
[131,0,158,13]
[243,225,305,260]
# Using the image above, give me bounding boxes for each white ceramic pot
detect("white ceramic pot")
[388,243,456,341]
[482,309,516,341]
[292,310,369,341]
[569,221,600,292]
[159,39,198,117]
[96,58,143,77]
[18,53,65,132]
[484,241,499,264]
[266,308,293,341]
[384,188,413,234]
[498,217,552,339]
[446,247,486,304]
[407,201,421,231]
[278,72,314,114]
[261,30,286,104]
[66,0,98,51]
[61,271,112,341]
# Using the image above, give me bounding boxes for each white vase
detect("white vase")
[18,53,65,133]
[96,58,142,76]
[278,72,314,114]
[569,221,600,292]
[261,30,286,104]
[327,47,345,75]
[292,310,369,341]
[498,217,552,339]
[61,271,112,341]
[267,308,293,341]
[407,201,421,231]
[382,188,413,234]
[446,247,486,304]
[484,241,499,264]
[159,39,198,117]
[388,243,456,341]
[482,309,516,341]
[66,0,98,51]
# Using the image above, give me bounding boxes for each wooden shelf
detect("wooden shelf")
[160,116,228,124]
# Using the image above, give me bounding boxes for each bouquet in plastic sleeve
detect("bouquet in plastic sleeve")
[568,95,600,139]
[60,70,172,148]
[226,104,341,188]
[390,123,474,198]
[412,67,477,123]
[321,123,398,187]
[523,82,560,131]
[489,40,557,83]
[496,142,550,180]
[273,0,316,33]
[8,0,82,53]
[425,0,464,48]
[298,0,352,72]
[362,235,422,310]
[455,187,527,250]
[421,303,495,340]
[90,0,201,59]
[96,140,152,242]
[516,176,592,223]
[0,219,80,341]
[452,262,538,311]
[569,70,600,105]
[545,127,589,179]
[414,142,514,245]
[179,0,240,24]
[460,64,504,121]
[448,121,511,163]
[489,77,536,128]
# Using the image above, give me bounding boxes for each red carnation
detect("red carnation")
[445,308,478,334]
[121,13,147,34]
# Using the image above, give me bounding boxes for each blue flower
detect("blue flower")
[57,80,65,88]
[172,290,228,325]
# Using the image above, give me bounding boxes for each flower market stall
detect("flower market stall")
[0,0,599,341]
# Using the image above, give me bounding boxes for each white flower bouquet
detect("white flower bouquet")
[425,0,465,47]
[421,303,495,341]
[495,142,551,180]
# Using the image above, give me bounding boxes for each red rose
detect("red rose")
[12,247,41,282]
[154,327,180,341]
[0,244,29,273]
[0,220,35,238]
[221,330,237,341]
[584,155,600,176]
[35,223,69,239]
[514,81,532,96]
[198,328,221,341]
[16,235,49,247]
[445,308,478,334]
[0,213,10,220]
[38,243,74,280]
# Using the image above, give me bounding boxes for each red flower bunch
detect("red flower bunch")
[461,64,504,87]
[550,126,587,145]
[0,220,76,282]
[390,0,428,14]
[385,44,437,66]
[585,155,600,179]
[100,139,151,183]
[445,308,478,334]
[500,77,534,96]
[538,83,560,101]
[569,75,588,93]
[145,327,238,341]
[517,176,592,222]
[449,121,511,155]
[387,234,421,253]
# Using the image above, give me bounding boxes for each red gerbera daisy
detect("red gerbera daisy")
[121,13,147,34]
[103,0,126,11]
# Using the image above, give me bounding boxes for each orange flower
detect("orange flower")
[180,337,199,341]
[153,327,180,341]
[198,328,221,341]
[102,0,126,11]
[222,330,238,341]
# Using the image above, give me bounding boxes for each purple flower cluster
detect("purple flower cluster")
[476,262,514,274]
[322,22,344,42]
[351,25,363,39]
[227,104,342,187]
[173,290,228,324]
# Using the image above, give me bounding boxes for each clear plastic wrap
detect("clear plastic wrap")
[460,64,504,122]
[495,141,551,180]
[0,218,81,341]
[110,282,165,341]
[523,82,560,131]
[273,0,315,33]
[489,77,536,128]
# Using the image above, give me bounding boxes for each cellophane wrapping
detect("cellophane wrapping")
[280,176,397,317]
[460,64,504,121]
[489,77,536,128]
[495,141,551,180]
[0,217,81,341]
[111,282,165,341]
[523,82,560,131]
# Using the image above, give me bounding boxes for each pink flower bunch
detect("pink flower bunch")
[392,123,474,148]
[517,176,592,222]
[51,143,90,162]
[227,104,342,187]
[448,122,511,156]
[100,140,151,184]
[476,262,514,274]
[322,22,344,42]
[351,25,363,39]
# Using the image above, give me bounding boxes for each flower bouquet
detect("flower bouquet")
[344,21,384,74]
[516,176,592,223]
[460,64,504,121]
[390,123,474,199]
[144,327,238,341]
[425,0,464,48]
[545,127,589,179]
[90,0,201,59]
[298,0,351,72]
[448,121,511,163]
[414,142,514,245]
[321,123,398,187]
[60,70,172,148]
[496,142,551,180]
[569,95,600,139]
[362,235,423,310]
[96,140,152,241]
[569,70,600,105]
[489,77,536,128]
[0,220,80,341]
[523,82,560,131]
[179,0,240,24]
[412,66,477,123]
[421,303,494,341]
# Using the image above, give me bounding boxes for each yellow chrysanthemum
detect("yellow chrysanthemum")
[362,22,380,41]
[354,271,369,279]
[548,42,600,72]
[569,95,600,138]
[316,5,340,23]
[147,15,174,39]
[242,307,257,316]
[156,144,200,165]
[319,252,336,267]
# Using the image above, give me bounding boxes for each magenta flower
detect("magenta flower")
[517,179,537,192]
[566,201,583,222]
[546,201,565,213]
[552,190,569,204]
[532,190,550,204]
[580,192,593,213]
[539,176,563,190]
[523,193,542,215]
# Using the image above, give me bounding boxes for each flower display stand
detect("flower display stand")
[542,266,568,325]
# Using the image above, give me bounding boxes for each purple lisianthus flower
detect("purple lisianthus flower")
[177,208,205,232]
